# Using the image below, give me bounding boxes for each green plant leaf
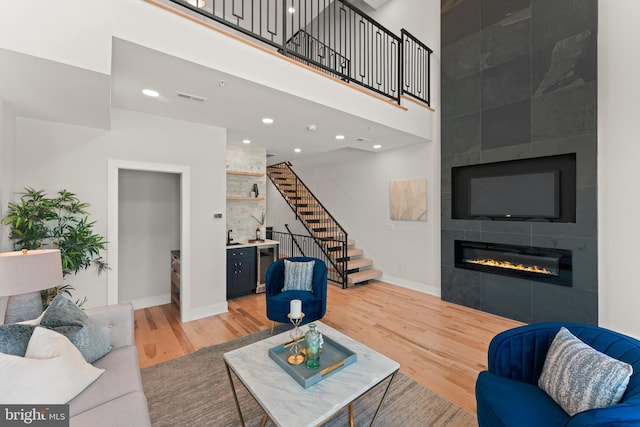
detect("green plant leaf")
[2,187,110,301]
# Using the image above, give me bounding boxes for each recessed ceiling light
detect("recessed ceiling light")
[288,7,295,13]
[335,135,345,140]
[373,144,382,149]
[142,89,159,97]
[218,80,228,87]
[306,124,317,131]
[242,139,251,144]
[294,148,302,153]
[262,117,274,124]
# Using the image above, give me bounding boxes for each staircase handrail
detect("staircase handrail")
[269,162,348,238]
[267,162,348,287]
[270,229,346,286]
[283,29,351,77]
[283,223,305,256]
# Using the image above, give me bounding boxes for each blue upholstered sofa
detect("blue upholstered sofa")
[476,322,640,426]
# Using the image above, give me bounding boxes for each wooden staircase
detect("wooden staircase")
[267,162,382,287]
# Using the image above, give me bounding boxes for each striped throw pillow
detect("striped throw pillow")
[538,327,633,416]
[282,260,315,292]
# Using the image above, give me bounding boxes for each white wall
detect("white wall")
[0,99,18,322]
[13,109,227,320]
[118,169,180,307]
[0,100,17,251]
[598,1,640,338]
[269,143,440,295]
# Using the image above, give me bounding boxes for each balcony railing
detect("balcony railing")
[401,29,432,106]
[169,0,432,106]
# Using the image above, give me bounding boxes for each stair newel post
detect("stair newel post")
[343,233,348,289]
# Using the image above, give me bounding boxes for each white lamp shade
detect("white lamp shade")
[0,249,63,297]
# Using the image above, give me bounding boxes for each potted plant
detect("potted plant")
[2,187,108,306]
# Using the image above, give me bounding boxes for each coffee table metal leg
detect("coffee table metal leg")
[349,403,354,427]
[224,361,246,427]
[369,369,398,427]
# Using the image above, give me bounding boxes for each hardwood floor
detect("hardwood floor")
[134,281,523,413]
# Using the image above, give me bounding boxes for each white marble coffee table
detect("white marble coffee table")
[223,321,400,427]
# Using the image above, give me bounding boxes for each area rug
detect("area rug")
[141,328,477,426]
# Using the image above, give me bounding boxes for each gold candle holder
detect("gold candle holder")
[287,312,305,365]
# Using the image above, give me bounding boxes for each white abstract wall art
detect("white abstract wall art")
[389,178,427,221]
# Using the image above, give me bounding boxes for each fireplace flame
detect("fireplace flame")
[463,258,555,276]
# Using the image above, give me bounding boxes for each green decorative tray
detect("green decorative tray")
[268,333,357,388]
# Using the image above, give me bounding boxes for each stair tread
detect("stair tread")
[270,164,377,284]
[348,258,373,270]
[346,248,363,258]
[325,239,355,249]
[348,269,382,284]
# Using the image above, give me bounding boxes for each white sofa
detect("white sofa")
[68,302,151,427]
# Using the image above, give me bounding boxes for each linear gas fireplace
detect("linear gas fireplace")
[454,240,572,286]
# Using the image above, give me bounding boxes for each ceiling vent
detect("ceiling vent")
[176,91,207,103]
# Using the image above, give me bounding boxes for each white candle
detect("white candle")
[290,299,302,319]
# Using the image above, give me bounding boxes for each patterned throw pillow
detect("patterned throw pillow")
[0,324,36,356]
[282,260,315,292]
[40,295,111,363]
[538,327,633,416]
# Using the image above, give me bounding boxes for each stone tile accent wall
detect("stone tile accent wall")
[440,0,598,324]
[226,145,267,242]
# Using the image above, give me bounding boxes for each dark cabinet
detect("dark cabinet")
[227,246,257,299]
[170,250,181,306]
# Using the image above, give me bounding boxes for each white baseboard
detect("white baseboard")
[379,274,441,297]
[124,294,229,323]
[127,294,171,310]
[186,301,229,322]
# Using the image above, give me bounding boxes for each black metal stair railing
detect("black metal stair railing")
[267,162,348,288]
[282,30,351,80]
[271,227,345,286]
[168,0,432,106]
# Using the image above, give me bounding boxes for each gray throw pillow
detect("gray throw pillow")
[40,295,111,363]
[538,327,633,416]
[0,324,36,356]
[282,260,315,292]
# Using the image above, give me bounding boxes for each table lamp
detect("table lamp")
[0,249,63,324]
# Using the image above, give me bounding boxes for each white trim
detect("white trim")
[126,293,172,310]
[107,159,191,322]
[188,301,229,322]
[380,274,441,297]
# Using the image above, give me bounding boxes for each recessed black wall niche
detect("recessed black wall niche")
[452,153,576,222]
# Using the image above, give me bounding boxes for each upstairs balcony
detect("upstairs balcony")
[166,0,433,106]
[0,0,437,160]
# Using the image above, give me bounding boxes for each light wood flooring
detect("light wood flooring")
[134,281,523,414]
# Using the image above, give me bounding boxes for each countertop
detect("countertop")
[226,239,279,249]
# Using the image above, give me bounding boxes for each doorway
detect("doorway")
[118,170,180,307]
[107,160,191,322]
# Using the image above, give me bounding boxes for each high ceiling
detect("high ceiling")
[0,35,426,164]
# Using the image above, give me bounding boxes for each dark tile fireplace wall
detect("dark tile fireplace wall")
[440,0,598,324]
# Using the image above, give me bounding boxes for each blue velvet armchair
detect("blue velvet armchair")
[476,322,640,427]
[265,257,327,328]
